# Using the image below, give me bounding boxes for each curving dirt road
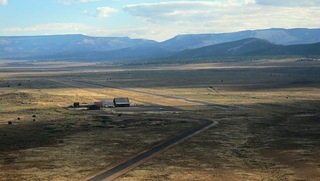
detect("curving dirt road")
[48,78,220,181]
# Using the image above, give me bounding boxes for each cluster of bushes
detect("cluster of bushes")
[8,115,37,125]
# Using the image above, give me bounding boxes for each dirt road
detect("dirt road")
[72,79,241,110]
[84,119,217,181]
[48,78,220,181]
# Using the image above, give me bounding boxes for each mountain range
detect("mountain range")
[173,38,320,59]
[1,28,320,62]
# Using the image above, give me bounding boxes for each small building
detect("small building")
[101,100,113,107]
[113,97,130,107]
[88,105,100,110]
[73,102,80,108]
[94,102,102,108]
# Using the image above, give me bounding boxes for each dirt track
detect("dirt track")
[85,119,217,181]
[48,78,221,181]
[72,79,241,110]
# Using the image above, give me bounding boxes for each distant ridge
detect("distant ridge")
[1,28,320,62]
[172,38,320,59]
[0,34,158,59]
[174,38,275,58]
[160,28,320,51]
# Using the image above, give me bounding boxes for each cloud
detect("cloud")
[2,23,89,34]
[96,7,118,17]
[2,0,319,42]
[84,6,118,17]
[255,0,320,7]
[123,1,254,23]
[122,0,320,41]
[58,0,99,5]
[0,0,8,5]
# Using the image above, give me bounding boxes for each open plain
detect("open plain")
[0,59,320,180]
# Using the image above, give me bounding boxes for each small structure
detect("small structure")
[113,97,130,107]
[88,105,100,110]
[73,102,80,108]
[93,100,114,108]
[101,100,113,107]
[94,102,102,108]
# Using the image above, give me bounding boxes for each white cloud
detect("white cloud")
[243,0,255,5]
[0,0,8,5]
[255,0,320,7]
[2,23,89,35]
[58,0,99,5]
[96,7,118,17]
[123,1,254,23]
[122,0,320,41]
[2,0,319,42]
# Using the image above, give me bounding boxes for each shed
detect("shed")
[74,102,80,108]
[102,100,114,108]
[88,105,100,110]
[94,102,102,108]
[113,97,130,107]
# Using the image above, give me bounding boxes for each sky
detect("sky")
[1,0,320,41]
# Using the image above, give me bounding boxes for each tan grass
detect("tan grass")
[1,60,320,180]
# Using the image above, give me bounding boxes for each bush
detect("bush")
[8,121,12,125]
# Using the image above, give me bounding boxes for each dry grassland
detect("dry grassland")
[0,59,320,180]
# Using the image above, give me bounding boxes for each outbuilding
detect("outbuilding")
[102,100,113,107]
[88,105,100,110]
[113,97,130,107]
[73,102,80,107]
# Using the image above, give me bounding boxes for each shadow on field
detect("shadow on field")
[2,65,320,90]
[1,98,319,153]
